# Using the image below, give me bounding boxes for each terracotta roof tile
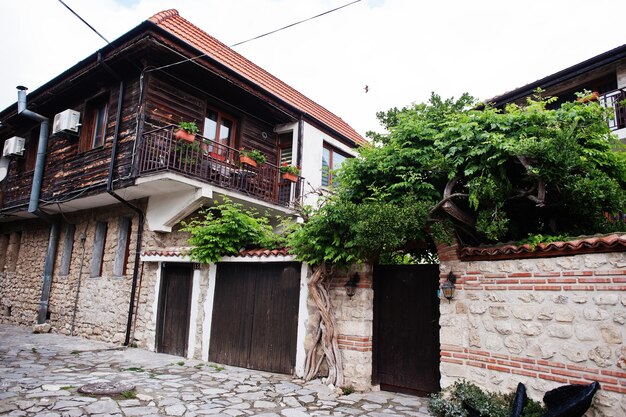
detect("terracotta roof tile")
[460,234,626,260]
[142,247,290,259]
[149,9,367,147]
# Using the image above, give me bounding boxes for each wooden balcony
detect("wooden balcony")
[599,88,626,131]
[138,125,303,207]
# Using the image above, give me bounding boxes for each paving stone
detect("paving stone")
[0,324,434,417]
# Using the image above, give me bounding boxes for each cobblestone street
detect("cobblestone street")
[0,324,433,417]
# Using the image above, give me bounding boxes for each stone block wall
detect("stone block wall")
[0,203,143,345]
[438,243,625,416]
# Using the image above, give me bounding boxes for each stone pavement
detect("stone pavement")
[0,324,433,417]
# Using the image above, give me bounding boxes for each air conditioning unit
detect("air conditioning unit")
[52,109,80,135]
[3,137,26,157]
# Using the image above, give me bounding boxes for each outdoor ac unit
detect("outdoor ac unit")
[52,109,80,135]
[3,137,26,157]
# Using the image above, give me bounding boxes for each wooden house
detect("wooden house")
[0,9,365,378]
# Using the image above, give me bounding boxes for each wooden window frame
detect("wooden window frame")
[59,223,76,276]
[113,217,132,277]
[322,142,350,187]
[79,94,110,153]
[202,105,238,155]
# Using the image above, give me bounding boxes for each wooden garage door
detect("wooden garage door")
[374,264,440,396]
[209,262,300,374]
[156,263,193,357]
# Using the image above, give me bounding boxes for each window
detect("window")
[202,108,236,158]
[79,96,109,152]
[59,224,76,276]
[24,127,40,172]
[113,217,131,277]
[321,143,348,187]
[90,221,107,277]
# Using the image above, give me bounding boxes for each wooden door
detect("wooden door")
[374,264,440,396]
[209,262,300,374]
[156,263,193,356]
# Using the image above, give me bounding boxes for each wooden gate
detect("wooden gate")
[156,263,193,356]
[209,262,300,374]
[374,264,440,395]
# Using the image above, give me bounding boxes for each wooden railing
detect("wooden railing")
[138,125,304,207]
[599,88,626,131]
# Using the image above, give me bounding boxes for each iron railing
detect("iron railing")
[598,88,626,131]
[138,125,304,207]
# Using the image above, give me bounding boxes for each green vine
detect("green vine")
[181,198,284,263]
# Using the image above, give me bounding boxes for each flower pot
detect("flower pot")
[175,129,196,143]
[282,172,298,182]
[240,155,257,167]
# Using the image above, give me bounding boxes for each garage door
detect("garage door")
[209,262,300,374]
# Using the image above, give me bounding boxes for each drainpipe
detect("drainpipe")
[296,116,304,169]
[105,78,145,347]
[16,86,60,324]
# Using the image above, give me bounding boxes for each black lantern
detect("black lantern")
[441,272,457,301]
[345,272,360,298]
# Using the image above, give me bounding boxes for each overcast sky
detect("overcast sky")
[1,0,625,136]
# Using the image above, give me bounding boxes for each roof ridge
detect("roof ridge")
[149,9,179,25]
[148,9,366,146]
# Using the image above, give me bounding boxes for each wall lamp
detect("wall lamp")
[345,272,360,298]
[441,271,457,301]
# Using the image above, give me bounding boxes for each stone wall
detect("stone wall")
[0,203,143,345]
[438,244,625,416]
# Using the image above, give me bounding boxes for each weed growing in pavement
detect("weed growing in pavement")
[122,367,144,372]
[31,347,37,353]
[119,390,137,400]
[60,386,74,390]
[209,363,225,372]
[341,386,355,395]
[177,361,185,366]
[194,363,204,369]
[70,350,80,356]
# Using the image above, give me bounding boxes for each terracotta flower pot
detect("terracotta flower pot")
[240,155,257,167]
[175,129,196,143]
[282,172,298,182]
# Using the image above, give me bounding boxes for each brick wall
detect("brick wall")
[438,243,625,416]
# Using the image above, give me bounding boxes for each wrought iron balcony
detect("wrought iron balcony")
[138,125,303,207]
[598,88,626,131]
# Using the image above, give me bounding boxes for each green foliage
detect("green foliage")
[428,380,546,417]
[341,386,355,395]
[280,163,301,175]
[347,92,626,245]
[182,198,283,264]
[286,193,448,266]
[119,390,137,399]
[515,233,570,250]
[178,120,199,134]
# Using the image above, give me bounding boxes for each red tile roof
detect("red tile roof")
[149,9,367,147]
[142,247,290,259]
[459,234,626,260]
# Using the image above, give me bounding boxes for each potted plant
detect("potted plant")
[175,121,199,143]
[280,163,300,182]
[239,148,266,167]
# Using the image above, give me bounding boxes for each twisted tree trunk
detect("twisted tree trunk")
[303,263,344,387]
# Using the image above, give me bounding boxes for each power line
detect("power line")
[230,0,361,47]
[146,0,362,74]
[57,0,110,44]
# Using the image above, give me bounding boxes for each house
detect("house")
[0,9,366,380]
[488,43,626,143]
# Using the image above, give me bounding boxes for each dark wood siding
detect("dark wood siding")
[1,77,142,209]
[374,264,441,396]
[210,262,300,374]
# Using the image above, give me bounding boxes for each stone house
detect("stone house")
[0,9,365,381]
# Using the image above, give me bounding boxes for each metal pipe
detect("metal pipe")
[105,79,145,346]
[16,85,59,324]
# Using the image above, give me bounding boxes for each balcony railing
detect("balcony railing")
[138,125,304,207]
[598,88,626,131]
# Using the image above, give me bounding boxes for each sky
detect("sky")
[1,0,625,137]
